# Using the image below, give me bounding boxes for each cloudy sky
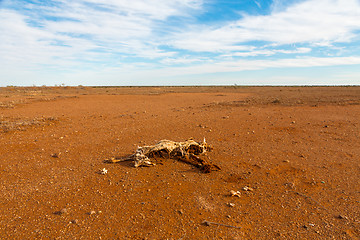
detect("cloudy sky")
[1,0,360,86]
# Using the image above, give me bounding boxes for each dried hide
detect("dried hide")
[106,139,220,173]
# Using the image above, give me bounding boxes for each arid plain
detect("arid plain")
[0,86,359,239]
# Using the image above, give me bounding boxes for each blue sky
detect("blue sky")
[1,0,360,86]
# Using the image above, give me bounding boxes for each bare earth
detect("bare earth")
[0,86,359,239]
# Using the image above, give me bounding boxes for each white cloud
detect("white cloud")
[0,9,107,71]
[278,48,312,54]
[2,55,359,86]
[82,56,360,80]
[83,0,203,20]
[254,1,261,8]
[222,47,312,57]
[1,0,360,86]
[142,56,360,77]
[172,0,360,52]
[160,56,208,65]
[0,0,203,68]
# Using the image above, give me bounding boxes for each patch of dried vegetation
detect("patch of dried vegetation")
[0,116,58,133]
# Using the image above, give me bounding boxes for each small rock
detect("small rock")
[230,190,241,197]
[226,215,231,218]
[89,210,96,215]
[178,209,184,215]
[202,221,211,226]
[51,153,60,158]
[228,203,235,207]
[71,219,79,224]
[336,215,347,219]
[242,186,254,191]
[285,182,295,188]
[55,208,68,215]
[99,168,108,175]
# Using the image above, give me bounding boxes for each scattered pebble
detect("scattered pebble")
[242,186,254,192]
[99,168,108,175]
[202,221,211,226]
[284,182,295,188]
[230,190,241,197]
[51,153,60,158]
[55,208,68,215]
[71,219,79,224]
[60,208,68,214]
[228,203,235,207]
[89,210,96,215]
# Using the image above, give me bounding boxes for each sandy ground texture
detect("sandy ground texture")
[0,86,359,239]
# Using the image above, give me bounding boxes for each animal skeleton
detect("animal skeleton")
[106,139,220,173]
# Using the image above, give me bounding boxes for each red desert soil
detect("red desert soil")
[0,86,359,239]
